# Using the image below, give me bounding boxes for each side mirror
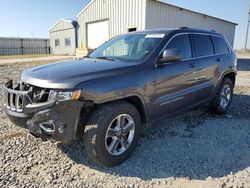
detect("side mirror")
[157,49,183,65]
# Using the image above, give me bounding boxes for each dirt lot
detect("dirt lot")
[0,59,250,188]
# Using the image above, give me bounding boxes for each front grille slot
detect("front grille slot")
[5,91,10,109]
[10,93,14,110]
[16,95,23,112]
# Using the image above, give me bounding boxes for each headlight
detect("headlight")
[49,90,81,101]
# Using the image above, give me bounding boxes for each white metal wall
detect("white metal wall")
[77,0,147,48]
[50,20,76,55]
[50,29,76,55]
[50,21,74,32]
[145,0,236,46]
[0,37,50,55]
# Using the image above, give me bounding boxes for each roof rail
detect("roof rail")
[179,27,189,29]
[211,30,217,33]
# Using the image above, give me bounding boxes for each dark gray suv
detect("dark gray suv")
[3,28,237,166]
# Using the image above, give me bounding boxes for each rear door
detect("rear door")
[210,35,231,87]
[190,34,217,102]
[211,36,231,65]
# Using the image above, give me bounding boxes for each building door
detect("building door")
[87,20,109,49]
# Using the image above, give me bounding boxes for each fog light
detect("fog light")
[39,121,55,134]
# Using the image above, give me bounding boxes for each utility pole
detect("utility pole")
[244,4,250,53]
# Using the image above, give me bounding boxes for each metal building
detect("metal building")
[49,19,78,55]
[50,0,237,55]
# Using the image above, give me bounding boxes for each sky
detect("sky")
[0,0,248,49]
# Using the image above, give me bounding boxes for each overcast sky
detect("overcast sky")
[0,0,248,49]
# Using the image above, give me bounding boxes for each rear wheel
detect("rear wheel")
[211,78,234,115]
[84,101,142,167]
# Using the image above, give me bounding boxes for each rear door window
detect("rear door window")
[193,34,214,57]
[166,34,192,60]
[211,36,230,54]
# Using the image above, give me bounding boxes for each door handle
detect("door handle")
[216,58,223,62]
[188,63,195,68]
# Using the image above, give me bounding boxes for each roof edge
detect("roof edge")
[77,0,95,18]
[49,18,77,31]
[155,0,238,26]
[76,0,238,26]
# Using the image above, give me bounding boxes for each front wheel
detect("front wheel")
[84,101,142,167]
[211,78,234,115]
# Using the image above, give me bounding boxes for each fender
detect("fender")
[74,68,155,124]
[212,70,237,98]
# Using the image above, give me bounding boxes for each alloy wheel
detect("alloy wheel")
[105,114,135,156]
[220,84,231,108]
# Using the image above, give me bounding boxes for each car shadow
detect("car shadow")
[58,93,250,180]
[237,58,250,71]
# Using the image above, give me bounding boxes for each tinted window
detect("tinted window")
[166,34,192,60]
[212,36,229,54]
[193,34,214,57]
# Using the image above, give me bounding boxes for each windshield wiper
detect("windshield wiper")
[95,56,118,61]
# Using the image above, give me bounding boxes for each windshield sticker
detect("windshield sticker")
[145,34,165,38]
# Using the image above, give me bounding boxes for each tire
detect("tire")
[84,101,142,167]
[211,77,234,115]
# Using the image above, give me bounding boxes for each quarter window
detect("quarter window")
[65,38,71,47]
[193,34,214,57]
[212,36,229,54]
[165,34,192,60]
[55,39,60,47]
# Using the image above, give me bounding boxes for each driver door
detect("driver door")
[152,34,198,120]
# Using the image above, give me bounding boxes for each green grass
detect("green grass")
[0,54,65,60]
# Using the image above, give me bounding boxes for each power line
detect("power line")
[244,4,250,53]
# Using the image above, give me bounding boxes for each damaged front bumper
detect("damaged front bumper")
[3,80,85,143]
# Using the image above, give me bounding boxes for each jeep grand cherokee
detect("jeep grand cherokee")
[3,28,237,167]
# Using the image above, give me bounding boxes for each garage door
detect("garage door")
[87,20,109,49]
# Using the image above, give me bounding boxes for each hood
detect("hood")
[21,58,136,89]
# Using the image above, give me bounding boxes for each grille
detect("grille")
[4,91,24,112]
[3,80,33,113]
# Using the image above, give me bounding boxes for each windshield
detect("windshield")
[88,33,165,62]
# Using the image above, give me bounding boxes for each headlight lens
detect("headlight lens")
[58,91,72,101]
[49,90,81,101]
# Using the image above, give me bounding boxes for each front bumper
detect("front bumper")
[3,81,84,142]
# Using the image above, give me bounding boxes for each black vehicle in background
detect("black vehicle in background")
[3,28,237,167]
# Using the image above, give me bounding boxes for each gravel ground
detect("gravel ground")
[0,59,250,188]
[0,55,74,65]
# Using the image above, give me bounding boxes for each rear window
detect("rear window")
[193,34,214,57]
[212,36,229,54]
